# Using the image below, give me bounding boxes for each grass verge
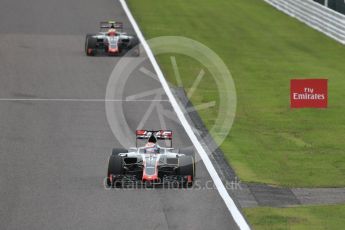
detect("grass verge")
[127,0,345,187]
[244,204,345,230]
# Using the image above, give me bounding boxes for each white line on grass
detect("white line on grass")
[119,0,251,229]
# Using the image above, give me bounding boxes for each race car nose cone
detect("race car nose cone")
[109,48,118,53]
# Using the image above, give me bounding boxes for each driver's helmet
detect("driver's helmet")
[107,29,117,36]
[144,142,159,154]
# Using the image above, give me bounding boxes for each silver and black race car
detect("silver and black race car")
[85,21,139,56]
[106,130,195,188]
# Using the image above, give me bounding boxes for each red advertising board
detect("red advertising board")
[290,79,328,108]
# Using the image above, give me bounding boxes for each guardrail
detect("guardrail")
[264,0,345,45]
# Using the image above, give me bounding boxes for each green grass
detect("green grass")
[244,204,345,230]
[127,0,345,187]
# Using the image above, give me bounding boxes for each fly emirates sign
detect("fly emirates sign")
[290,79,328,108]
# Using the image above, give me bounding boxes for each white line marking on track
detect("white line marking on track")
[120,0,251,229]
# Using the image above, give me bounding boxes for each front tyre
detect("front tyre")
[85,36,97,56]
[178,156,195,187]
[107,155,124,187]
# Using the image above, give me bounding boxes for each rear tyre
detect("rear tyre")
[107,155,124,187]
[178,156,195,187]
[85,36,97,56]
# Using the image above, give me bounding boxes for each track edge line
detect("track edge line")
[119,0,251,229]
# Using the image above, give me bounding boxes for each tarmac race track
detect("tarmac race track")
[0,0,240,229]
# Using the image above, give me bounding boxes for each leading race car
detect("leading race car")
[85,21,139,56]
[106,130,195,188]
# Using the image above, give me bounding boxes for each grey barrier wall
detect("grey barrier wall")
[265,0,345,45]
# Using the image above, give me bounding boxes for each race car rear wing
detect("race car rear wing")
[100,21,123,31]
[136,130,173,147]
